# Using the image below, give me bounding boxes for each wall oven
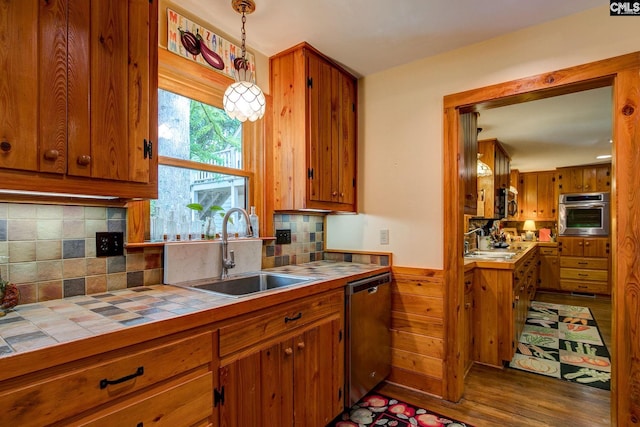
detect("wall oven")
[558,192,610,236]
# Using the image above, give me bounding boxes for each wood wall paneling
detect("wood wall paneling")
[389,267,445,398]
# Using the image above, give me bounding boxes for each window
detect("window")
[144,50,263,242]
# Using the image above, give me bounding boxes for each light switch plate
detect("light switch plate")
[380,229,389,245]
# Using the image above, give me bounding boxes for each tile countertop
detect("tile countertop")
[463,241,541,271]
[0,261,389,363]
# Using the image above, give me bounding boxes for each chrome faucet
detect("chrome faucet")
[221,207,254,279]
[463,227,485,255]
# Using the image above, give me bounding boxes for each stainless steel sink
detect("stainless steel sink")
[464,250,518,260]
[178,272,314,298]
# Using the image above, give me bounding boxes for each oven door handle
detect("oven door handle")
[561,203,605,209]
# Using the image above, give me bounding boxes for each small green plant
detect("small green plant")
[186,203,231,222]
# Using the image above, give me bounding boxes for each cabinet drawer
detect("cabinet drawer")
[72,370,212,427]
[0,332,212,427]
[560,280,609,294]
[560,268,608,282]
[539,247,558,256]
[560,257,608,270]
[219,290,342,358]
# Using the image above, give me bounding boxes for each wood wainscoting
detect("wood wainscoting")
[388,266,445,397]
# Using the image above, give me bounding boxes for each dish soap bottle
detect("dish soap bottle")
[249,206,259,238]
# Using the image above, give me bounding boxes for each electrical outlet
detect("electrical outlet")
[96,232,124,257]
[276,229,292,244]
[380,229,390,245]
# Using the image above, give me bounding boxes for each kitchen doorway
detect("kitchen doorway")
[441,51,640,424]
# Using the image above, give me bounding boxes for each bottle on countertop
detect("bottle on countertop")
[249,206,259,238]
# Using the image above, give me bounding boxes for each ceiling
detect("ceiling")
[178,0,611,172]
[477,86,613,172]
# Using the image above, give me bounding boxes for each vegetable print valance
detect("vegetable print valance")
[167,8,257,83]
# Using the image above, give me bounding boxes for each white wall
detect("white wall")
[326,6,640,268]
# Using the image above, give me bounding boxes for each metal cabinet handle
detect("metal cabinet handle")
[284,347,293,356]
[100,366,144,389]
[284,312,302,323]
[297,342,305,349]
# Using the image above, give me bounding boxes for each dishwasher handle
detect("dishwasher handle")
[346,272,391,295]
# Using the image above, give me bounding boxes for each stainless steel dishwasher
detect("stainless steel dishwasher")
[345,272,392,406]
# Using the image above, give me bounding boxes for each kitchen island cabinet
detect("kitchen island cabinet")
[217,289,344,427]
[472,245,539,367]
[270,42,357,212]
[0,0,158,199]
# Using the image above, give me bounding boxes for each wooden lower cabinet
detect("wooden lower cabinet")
[474,247,538,367]
[0,330,214,427]
[538,245,560,290]
[217,290,344,427]
[558,237,610,295]
[463,270,474,376]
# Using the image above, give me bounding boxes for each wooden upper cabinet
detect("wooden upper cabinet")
[461,112,479,215]
[0,0,158,199]
[477,138,510,218]
[518,171,557,221]
[558,164,611,194]
[0,1,67,173]
[270,42,357,212]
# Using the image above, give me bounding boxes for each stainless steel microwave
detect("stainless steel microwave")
[558,192,610,236]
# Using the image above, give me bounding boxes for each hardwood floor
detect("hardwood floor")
[377,291,612,427]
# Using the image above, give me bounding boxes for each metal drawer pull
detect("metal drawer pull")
[100,366,144,389]
[284,312,302,323]
[368,286,378,294]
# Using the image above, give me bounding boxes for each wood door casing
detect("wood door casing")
[444,53,640,420]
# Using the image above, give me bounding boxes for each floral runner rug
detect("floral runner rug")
[331,393,474,427]
[509,300,611,390]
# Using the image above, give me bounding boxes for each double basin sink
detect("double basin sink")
[175,272,314,298]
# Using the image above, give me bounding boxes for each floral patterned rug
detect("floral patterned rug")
[509,300,611,390]
[331,393,474,427]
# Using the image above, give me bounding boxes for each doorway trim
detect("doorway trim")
[442,51,640,425]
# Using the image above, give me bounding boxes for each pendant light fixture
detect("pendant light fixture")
[477,153,493,177]
[223,0,266,122]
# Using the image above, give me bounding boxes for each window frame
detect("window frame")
[127,49,266,244]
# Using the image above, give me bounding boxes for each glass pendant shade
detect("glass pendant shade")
[223,80,266,122]
[477,153,493,177]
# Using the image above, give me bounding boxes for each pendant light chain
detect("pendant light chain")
[240,8,247,64]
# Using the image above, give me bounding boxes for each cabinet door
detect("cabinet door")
[293,318,343,427]
[565,167,584,192]
[536,171,557,220]
[307,52,356,208]
[339,73,356,206]
[583,237,609,258]
[307,52,336,205]
[68,0,152,182]
[520,173,538,218]
[595,165,611,192]
[558,237,584,257]
[582,167,597,192]
[219,341,293,427]
[539,252,560,290]
[0,1,67,173]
